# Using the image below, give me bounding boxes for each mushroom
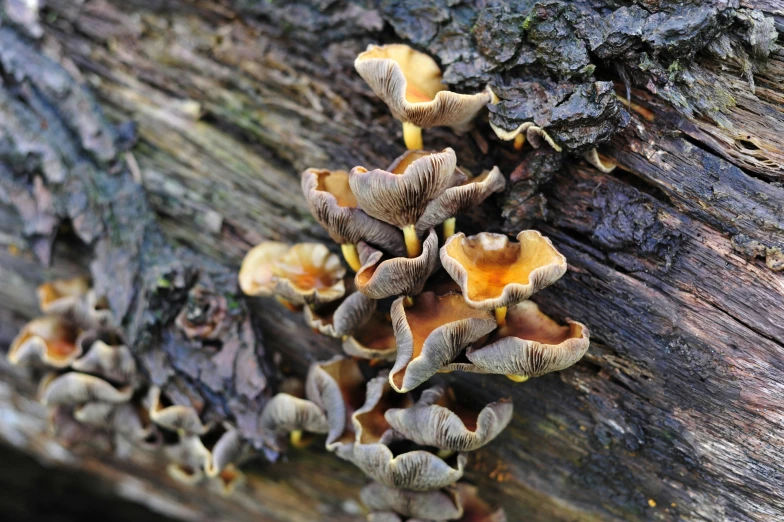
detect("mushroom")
[165,433,212,485]
[305,355,368,452]
[41,372,133,405]
[583,148,617,173]
[389,292,496,393]
[303,291,376,338]
[355,230,439,300]
[71,335,137,385]
[147,386,209,435]
[351,372,412,446]
[416,166,506,239]
[342,310,397,361]
[487,88,560,152]
[440,231,567,326]
[355,44,492,150]
[174,286,228,340]
[73,402,154,445]
[466,301,589,381]
[7,315,81,368]
[361,482,463,521]
[272,243,346,306]
[385,384,512,452]
[454,484,507,522]
[301,168,406,269]
[350,149,457,257]
[258,393,330,451]
[210,464,245,497]
[37,276,90,316]
[238,241,290,297]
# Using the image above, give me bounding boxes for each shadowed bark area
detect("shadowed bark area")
[0,1,782,521]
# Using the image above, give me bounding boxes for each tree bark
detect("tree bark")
[0,1,782,521]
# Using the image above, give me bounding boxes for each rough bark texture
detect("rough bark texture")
[0,1,782,521]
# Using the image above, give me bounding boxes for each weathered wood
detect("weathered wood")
[1,1,783,521]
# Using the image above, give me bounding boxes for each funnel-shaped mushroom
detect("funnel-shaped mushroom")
[489,121,561,152]
[350,149,456,257]
[343,310,397,361]
[355,44,492,150]
[416,167,506,237]
[385,384,513,452]
[8,315,81,368]
[272,243,346,306]
[361,482,463,521]
[305,356,368,451]
[467,301,589,379]
[258,393,330,451]
[389,292,496,393]
[303,291,376,338]
[74,402,154,444]
[37,276,90,316]
[238,241,290,297]
[71,337,137,385]
[302,168,406,268]
[351,372,412,446]
[355,229,439,300]
[41,372,133,405]
[441,231,567,325]
[165,433,212,485]
[147,386,209,435]
[205,426,246,478]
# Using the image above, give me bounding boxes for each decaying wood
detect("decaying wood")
[0,1,782,521]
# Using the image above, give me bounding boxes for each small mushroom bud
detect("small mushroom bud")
[389,292,496,393]
[272,243,346,306]
[583,148,617,173]
[355,229,439,300]
[342,310,397,361]
[361,482,463,521]
[355,44,492,150]
[175,286,228,340]
[238,241,290,297]
[147,386,209,435]
[8,315,81,368]
[385,384,513,452]
[301,168,406,269]
[37,276,90,316]
[258,393,330,452]
[466,301,589,380]
[303,291,376,338]
[415,166,506,238]
[71,336,137,385]
[41,372,133,405]
[489,120,561,152]
[210,464,245,497]
[350,149,457,257]
[441,231,567,326]
[165,433,212,485]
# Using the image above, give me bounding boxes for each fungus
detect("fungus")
[147,386,209,435]
[454,484,507,522]
[303,291,376,338]
[206,427,245,478]
[389,292,496,393]
[272,243,346,306]
[175,286,228,340]
[583,148,617,173]
[355,230,439,300]
[466,301,589,380]
[342,310,397,361]
[7,315,81,368]
[350,372,412,446]
[305,356,368,451]
[73,402,154,444]
[487,89,560,152]
[211,464,245,497]
[238,241,290,297]
[416,167,506,238]
[350,149,457,257]
[441,231,567,326]
[355,44,492,150]
[165,433,212,485]
[37,276,90,316]
[301,168,406,269]
[71,336,137,385]
[258,393,330,451]
[361,482,463,521]
[385,384,513,452]
[41,372,133,405]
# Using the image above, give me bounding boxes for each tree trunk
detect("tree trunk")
[0,1,782,521]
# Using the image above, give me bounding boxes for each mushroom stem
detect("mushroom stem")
[289,430,311,448]
[494,306,507,326]
[506,374,530,383]
[341,243,362,272]
[403,296,415,307]
[436,448,456,459]
[443,217,456,239]
[402,122,423,150]
[275,296,301,312]
[403,224,421,257]
[513,134,525,150]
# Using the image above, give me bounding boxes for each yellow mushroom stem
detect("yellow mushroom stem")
[494,306,507,326]
[403,296,415,307]
[513,134,525,150]
[506,374,529,383]
[403,224,421,258]
[289,430,311,448]
[402,121,423,150]
[341,243,362,272]
[436,449,456,459]
[443,217,456,239]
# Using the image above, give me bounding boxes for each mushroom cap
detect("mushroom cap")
[349,149,457,228]
[206,428,245,477]
[355,229,439,300]
[238,241,290,296]
[71,337,137,384]
[305,355,368,451]
[301,168,406,256]
[415,167,506,235]
[488,121,562,152]
[41,372,133,405]
[74,402,153,442]
[389,292,496,393]
[361,482,463,521]
[147,386,209,435]
[342,310,398,361]
[273,243,346,306]
[165,433,212,482]
[441,231,567,310]
[175,286,228,340]
[210,464,245,497]
[350,441,467,491]
[37,276,90,316]
[467,300,590,378]
[8,315,81,368]
[351,372,412,446]
[258,393,330,451]
[355,44,492,130]
[303,291,377,338]
[384,385,513,452]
